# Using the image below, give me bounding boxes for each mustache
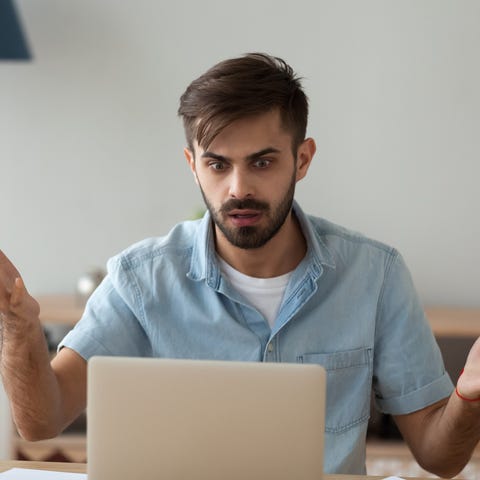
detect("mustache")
[219,198,269,214]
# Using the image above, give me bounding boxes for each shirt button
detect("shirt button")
[267,343,274,353]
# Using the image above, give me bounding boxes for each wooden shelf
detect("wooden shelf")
[425,307,480,338]
[35,295,480,337]
[36,295,85,326]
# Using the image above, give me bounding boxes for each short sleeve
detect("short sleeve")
[373,251,453,415]
[58,274,153,360]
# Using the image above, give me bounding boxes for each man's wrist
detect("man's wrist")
[455,386,480,402]
[455,369,480,402]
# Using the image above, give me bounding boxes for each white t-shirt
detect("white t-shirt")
[218,257,292,328]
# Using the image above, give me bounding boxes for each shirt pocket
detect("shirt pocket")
[297,347,372,433]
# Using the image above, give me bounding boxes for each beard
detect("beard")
[199,172,297,250]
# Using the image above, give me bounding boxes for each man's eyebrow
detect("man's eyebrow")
[246,147,281,161]
[200,147,281,162]
[201,151,227,161]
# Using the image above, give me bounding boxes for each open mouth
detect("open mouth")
[227,210,262,226]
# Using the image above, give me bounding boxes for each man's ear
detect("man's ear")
[295,138,316,182]
[184,147,199,185]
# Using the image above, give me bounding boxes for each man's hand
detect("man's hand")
[0,249,40,344]
[0,249,88,441]
[456,337,480,401]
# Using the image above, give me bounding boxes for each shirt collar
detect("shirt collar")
[292,200,336,271]
[187,210,217,284]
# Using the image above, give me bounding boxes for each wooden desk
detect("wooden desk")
[0,460,433,479]
[0,460,86,473]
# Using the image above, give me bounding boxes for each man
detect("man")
[1,53,479,476]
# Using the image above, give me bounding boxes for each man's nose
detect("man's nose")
[228,169,254,199]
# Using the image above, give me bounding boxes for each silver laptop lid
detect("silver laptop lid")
[87,357,326,480]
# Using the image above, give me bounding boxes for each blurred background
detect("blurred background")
[1,1,480,472]
[1,0,479,307]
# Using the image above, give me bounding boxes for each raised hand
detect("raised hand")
[0,250,40,344]
[456,336,480,402]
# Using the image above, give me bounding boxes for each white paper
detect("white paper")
[0,469,407,480]
[0,467,87,479]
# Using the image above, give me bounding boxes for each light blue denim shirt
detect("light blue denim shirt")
[60,201,453,474]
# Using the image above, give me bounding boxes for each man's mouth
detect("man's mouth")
[227,209,262,226]
[229,209,258,217]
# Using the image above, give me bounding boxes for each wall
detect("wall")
[0,385,12,459]
[1,0,479,306]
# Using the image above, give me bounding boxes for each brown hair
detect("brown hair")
[178,53,309,155]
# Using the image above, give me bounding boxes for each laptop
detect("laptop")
[87,356,326,480]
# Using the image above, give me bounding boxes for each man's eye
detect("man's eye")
[254,159,271,168]
[209,162,226,171]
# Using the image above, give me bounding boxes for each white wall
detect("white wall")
[0,385,12,459]
[1,0,479,307]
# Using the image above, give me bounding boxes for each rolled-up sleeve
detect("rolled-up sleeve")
[58,269,153,360]
[373,251,453,415]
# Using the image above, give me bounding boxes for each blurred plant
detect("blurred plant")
[191,207,206,220]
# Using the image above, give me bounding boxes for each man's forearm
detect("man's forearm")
[431,393,480,476]
[0,258,71,440]
[0,314,65,441]
[402,393,480,478]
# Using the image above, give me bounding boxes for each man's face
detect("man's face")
[200,168,296,250]
[185,109,311,250]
